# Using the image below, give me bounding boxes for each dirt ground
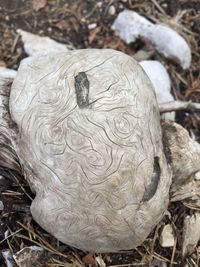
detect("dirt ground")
[0,0,200,266]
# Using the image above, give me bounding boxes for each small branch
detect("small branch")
[159,101,200,113]
[150,0,167,15]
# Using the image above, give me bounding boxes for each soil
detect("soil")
[0,0,200,266]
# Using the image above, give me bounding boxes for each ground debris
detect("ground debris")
[160,224,175,248]
[2,249,13,267]
[13,246,44,267]
[182,212,200,257]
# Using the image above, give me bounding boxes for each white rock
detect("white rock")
[160,224,175,247]
[17,29,73,57]
[112,10,191,69]
[194,171,200,181]
[139,60,171,97]
[139,60,175,120]
[149,25,191,69]
[88,23,97,30]
[0,68,17,79]
[182,212,200,257]
[108,5,116,16]
[112,10,152,44]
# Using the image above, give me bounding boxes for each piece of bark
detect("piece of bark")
[13,246,44,267]
[0,74,20,172]
[182,212,200,257]
[162,122,200,185]
[170,173,200,204]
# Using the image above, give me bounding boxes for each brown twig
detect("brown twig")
[150,0,167,15]
[169,223,177,267]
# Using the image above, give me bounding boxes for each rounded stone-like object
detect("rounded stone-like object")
[9,49,171,252]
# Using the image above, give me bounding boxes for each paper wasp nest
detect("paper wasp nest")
[9,49,171,252]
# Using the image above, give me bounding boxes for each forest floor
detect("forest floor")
[0,0,200,266]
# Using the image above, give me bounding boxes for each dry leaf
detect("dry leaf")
[82,253,95,265]
[88,26,101,44]
[101,36,132,54]
[33,0,47,11]
[53,20,70,31]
